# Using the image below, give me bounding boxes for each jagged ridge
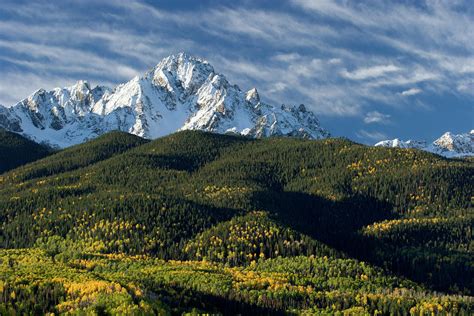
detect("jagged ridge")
[0,53,329,148]
[375,130,474,158]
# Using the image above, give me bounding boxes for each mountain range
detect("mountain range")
[0,53,328,148]
[375,130,474,158]
[0,53,471,157]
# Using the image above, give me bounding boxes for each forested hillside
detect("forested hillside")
[0,131,472,314]
[0,130,52,174]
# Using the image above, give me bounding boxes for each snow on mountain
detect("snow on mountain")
[429,131,474,157]
[374,139,427,150]
[0,53,329,147]
[375,130,474,158]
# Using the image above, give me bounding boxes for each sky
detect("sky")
[0,0,473,144]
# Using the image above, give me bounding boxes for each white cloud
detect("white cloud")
[328,58,342,65]
[272,53,302,62]
[268,82,288,94]
[401,88,422,96]
[291,0,474,52]
[290,0,474,98]
[340,65,401,80]
[366,68,440,88]
[0,39,140,80]
[288,59,323,78]
[290,0,374,27]
[456,80,474,95]
[195,7,339,49]
[364,111,391,124]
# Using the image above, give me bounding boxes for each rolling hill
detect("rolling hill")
[0,131,473,314]
[0,129,52,174]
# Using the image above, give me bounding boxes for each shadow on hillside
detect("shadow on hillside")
[149,283,294,315]
[247,190,473,295]
[250,190,397,257]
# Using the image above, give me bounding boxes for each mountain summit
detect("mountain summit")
[375,130,474,158]
[0,53,329,147]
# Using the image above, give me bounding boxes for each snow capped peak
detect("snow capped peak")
[375,139,427,149]
[246,88,260,105]
[375,139,401,148]
[150,52,215,93]
[27,88,49,108]
[434,131,455,150]
[375,131,474,158]
[0,53,329,147]
[69,79,90,91]
[431,130,474,156]
[156,52,212,71]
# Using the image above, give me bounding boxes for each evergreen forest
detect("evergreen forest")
[0,131,472,315]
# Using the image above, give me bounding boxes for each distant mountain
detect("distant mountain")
[0,129,52,173]
[0,53,329,148]
[375,130,474,158]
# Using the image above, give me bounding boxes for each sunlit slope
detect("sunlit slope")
[1,249,472,315]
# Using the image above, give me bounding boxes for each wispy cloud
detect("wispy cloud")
[364,111,391,124]
[272,53,302,63]
[340,65,401,80]
[401,88,422,96]
[289,0,473,101]
[0,40,140,79]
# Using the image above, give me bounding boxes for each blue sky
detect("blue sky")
[0,0,472,143]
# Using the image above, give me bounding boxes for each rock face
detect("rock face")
[375,130,474,158]
[0,53,329,148]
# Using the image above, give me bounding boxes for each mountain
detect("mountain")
[375,130,474,158]
[0,53,329,148]
[0,129,52,173]
[374,139,427,150]
[430,130,474,157]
